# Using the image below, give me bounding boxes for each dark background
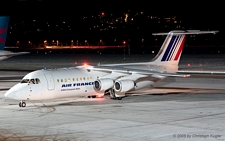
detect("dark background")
[1,1,225,53]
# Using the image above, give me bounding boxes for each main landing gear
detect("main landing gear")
[19,101,26,107]
[107,89,123,100]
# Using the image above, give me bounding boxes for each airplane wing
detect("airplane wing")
[178,70,225,75]
[0,52,29,57]
[0,51,29,61]
[92,66,190,78]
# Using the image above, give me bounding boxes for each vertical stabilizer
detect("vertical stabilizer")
[0,16,9,50]
[151,30,218,67]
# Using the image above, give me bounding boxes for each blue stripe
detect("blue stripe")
[161,35,177,61]
[167,35,181,61]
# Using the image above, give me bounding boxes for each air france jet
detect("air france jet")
[4,30,218,107]
[0,16,29,61]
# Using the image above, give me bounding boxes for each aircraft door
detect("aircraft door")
[44,73,55,90]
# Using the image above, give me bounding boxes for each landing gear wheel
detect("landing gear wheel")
[109,89,116,99]
[108,89,123,100]
[22,102,26,107]
[19,101,26,107]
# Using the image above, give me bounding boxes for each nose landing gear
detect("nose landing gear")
[19,101,26,107]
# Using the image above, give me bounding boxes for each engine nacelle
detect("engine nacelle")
[114,80,134,93]
[93,78,114,91]
[134,81,154,90]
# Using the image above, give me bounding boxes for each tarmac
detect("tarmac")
[0,54,225,141]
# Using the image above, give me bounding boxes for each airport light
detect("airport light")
[71,40,73,47]
[123,41,126,44]
[85,40,87,46]
[142,39,144,47]
[99,39,102,46]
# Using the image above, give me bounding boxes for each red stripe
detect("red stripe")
[0,37,4,44]
[0,28,6,34]
[174,35,186,60]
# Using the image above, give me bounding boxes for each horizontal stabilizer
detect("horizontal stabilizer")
[152,30,218,35]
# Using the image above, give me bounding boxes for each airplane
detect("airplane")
[0,16,29,61]
[4,30,218,107]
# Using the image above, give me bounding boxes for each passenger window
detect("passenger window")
[90,77,92,80]
[57,79,59,82]
[36,78,41,84]
[80,78,82,81]
[64,78,67,82]
[68,78,70,82]
[83,77,85,80]
[87,77,89,80]
[73,78,75,81]
[61,79,63,82]
[76,78,78,81]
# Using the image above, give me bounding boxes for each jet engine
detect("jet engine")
[93,78,114,91]
[114,80,134,93]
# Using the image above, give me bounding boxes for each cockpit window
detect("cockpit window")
[21,79,29,83]
[29,79,35,84]
[20,78,41,84]
[35,78,41,84]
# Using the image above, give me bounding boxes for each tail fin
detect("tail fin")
[0,16,10,50]
[151,30,218,66]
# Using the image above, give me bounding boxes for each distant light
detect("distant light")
[188,63,190,66]
[83,63,88,66]
[101,12,104,16]
[123,41,126,44]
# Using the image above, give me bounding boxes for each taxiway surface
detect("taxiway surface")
[0,54,225,140]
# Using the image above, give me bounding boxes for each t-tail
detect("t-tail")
[150,30,218,71]
[0,16,9,50]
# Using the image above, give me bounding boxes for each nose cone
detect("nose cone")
[4,89,17,100]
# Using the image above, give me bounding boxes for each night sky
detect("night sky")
[1,1,225,50]
[0,1,222,28]
[1,1,223,19]
[2,1,222,30]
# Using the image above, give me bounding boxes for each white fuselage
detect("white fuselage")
[5,66,109,101]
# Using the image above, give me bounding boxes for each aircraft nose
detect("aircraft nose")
[4,89,17,99]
